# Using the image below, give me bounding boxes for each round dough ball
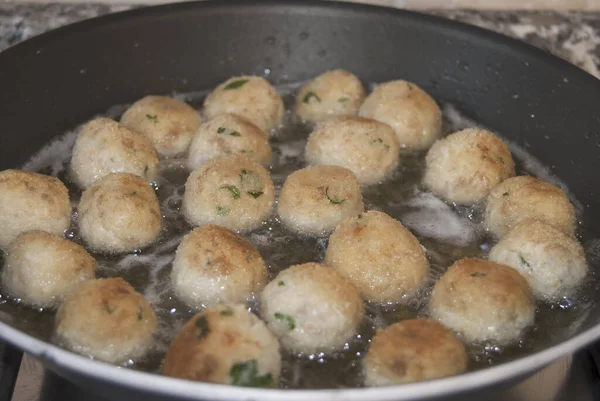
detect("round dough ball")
[260,262,364,354]
[364,318,468,386]
[358,80,442,150]
[55,277,156,363]
[163,304,280,387]
[182,155,275,232]
[2,231,95,308]
[0,170,71,250]
[325,211,429,303]
[305,116,400,185]
[429,258,535,344]
[70,118,159,189]
[295,69,366,122]
[172,224,268,308]
[484,176,576,238]
[277,166,364,236]
[78,173,162,253]
[203,76,284,133]
[423,128,515,204]
[489,219,587,301]
[187,113,272,170]
[120,95,202,157]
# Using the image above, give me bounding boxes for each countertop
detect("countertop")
[0,2,599,400]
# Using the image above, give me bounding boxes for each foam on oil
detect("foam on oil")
[0,82,596,389]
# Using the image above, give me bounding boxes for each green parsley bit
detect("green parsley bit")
[216,206,230,216]
[146,114,159,123]
[303,91,321,104]
[206,259,212,265]
[470,272,487,277]
[325,186,346,205]
[503,192,510,197]
[217,127,242,137]
[224,79,249,90]
[407,83,414,90]
[338,97,349,103]
[220,308,234,317]
[195,316,210,339]
[137,306,144,321]
[230,360,274,388]
[274,312,295,330]
[220,185,241,200]
[519,254,531,268]
[247,191,263,199]
[277,281,285,286]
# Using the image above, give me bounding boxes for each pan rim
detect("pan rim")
[2,0,600,399]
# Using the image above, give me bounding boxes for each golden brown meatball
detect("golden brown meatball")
[187,114,272,169]
[260,262,365,354]
[203,76,284,133]
[277,166,364,236]
[295,69,365,122]
[3,231,95,308]
[0,169,71,249]
[484,176,576,238]
[120,95,202,157]
[78,173,162,253]
[171,225,268,308]
[364,318,468,386]
[423,128,515,204]
[70,118,158,189]
[429,258,535,344]
[55,278,156,363]
[359,80,442,150]
[325,211,429,303]
[305,116,400,185]
[182,155,275,232]
[489,219,587,301]
[163,304,280,387]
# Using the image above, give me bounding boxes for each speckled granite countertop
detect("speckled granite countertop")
[0,3,599,78]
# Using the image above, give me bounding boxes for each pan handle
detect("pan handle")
[0,342,23,401]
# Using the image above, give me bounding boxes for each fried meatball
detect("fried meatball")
[364,318,468,386]
[55,278,156,363]
[305,116,400,185]
[295,69,366,122]
[203,76,284,133]
[358,80,442,150]
[70,118,159,189]
[172,225,268,308]
[484,176,576,238]
[187,114,272,170]
[182,155,275,232]
[120,95,202,157]
[260,263,364,354]
[163,304,280,387]
[0,170,71,249]
[277,166,363,236]
[325,211,429,303]
[489,219,587,301]
[78,173,162,253]
[429,258,535,344]
[423,128,515,204]
[2,231,95,308]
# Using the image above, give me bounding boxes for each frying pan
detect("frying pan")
[1,0,600,400]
